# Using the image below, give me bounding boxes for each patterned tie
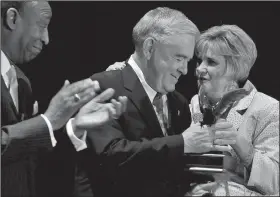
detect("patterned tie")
[6,66,19,111]
[153,93,169,136]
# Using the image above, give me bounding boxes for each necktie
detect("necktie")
[6,66,19,111]
[153,93,169,136]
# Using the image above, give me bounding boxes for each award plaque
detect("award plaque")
[184,151,237,173]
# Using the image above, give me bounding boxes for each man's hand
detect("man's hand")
[106,61,126,71]
[72,88,128,130]
[182,123,213,153]
[44,78,100,130]
[183,121,237,153]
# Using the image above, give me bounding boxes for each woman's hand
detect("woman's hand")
[230,134,255,168]
[211,119,238,150]
[106,61,126,71]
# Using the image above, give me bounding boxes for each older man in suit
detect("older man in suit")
[72,7,238,197]
[1,1,127,197]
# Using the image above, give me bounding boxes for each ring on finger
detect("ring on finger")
[74,93,81,102]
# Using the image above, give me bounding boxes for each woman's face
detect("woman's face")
[196,50,236,102]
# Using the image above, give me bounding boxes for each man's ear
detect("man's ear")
[4,8,21,30]
[142,37,156,60]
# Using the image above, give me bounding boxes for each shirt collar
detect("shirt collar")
[128,55,158,103]
[233,80,257,111]
[1,50,12,76]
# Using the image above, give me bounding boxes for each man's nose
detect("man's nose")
[178,62,188,75]
[42,28,49,45]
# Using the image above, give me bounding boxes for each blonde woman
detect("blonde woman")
[107,24,279,196]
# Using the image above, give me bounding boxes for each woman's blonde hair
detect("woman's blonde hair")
[196,24,257,82]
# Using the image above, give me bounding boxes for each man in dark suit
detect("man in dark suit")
[1,1,127,197]
[74,7,237,197]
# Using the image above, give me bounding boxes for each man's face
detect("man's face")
[147,34,195,94]
[16,1,52,63]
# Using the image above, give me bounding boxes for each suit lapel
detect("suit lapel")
[122,64,164,137]
[17,78,31,119]
[1,76,18,117]
[167,93,182,135]
[227,81,257,130]
[167,94,175,135]
[15,66,34,120]
[227,110,245,130]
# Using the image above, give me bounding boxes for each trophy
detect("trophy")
[184,81,250,174]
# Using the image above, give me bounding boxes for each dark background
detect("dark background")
[21,1,280,113]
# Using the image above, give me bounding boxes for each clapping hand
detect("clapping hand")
[72,88,128,130]
[44,79,101,130]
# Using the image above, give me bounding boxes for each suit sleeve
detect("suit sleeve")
[247,102,279,195]
[1,115,53,165]
[84,71,187,177]
[86,118,184,174]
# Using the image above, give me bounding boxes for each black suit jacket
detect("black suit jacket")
[76,64,193,197]
[1,65,78,197]
[1,66,54,197]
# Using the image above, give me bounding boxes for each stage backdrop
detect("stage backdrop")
[21,1,280,113]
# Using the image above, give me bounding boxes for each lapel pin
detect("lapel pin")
[21,113,25,121]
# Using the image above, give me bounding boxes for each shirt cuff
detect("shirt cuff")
[41,114,56,147]
[66,118,87,152]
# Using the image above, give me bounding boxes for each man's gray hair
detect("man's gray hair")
[132,7,200,50]
[1,1,38,18]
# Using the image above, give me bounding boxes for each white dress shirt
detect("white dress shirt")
[128,55,169,136]
[1,50,85,150]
